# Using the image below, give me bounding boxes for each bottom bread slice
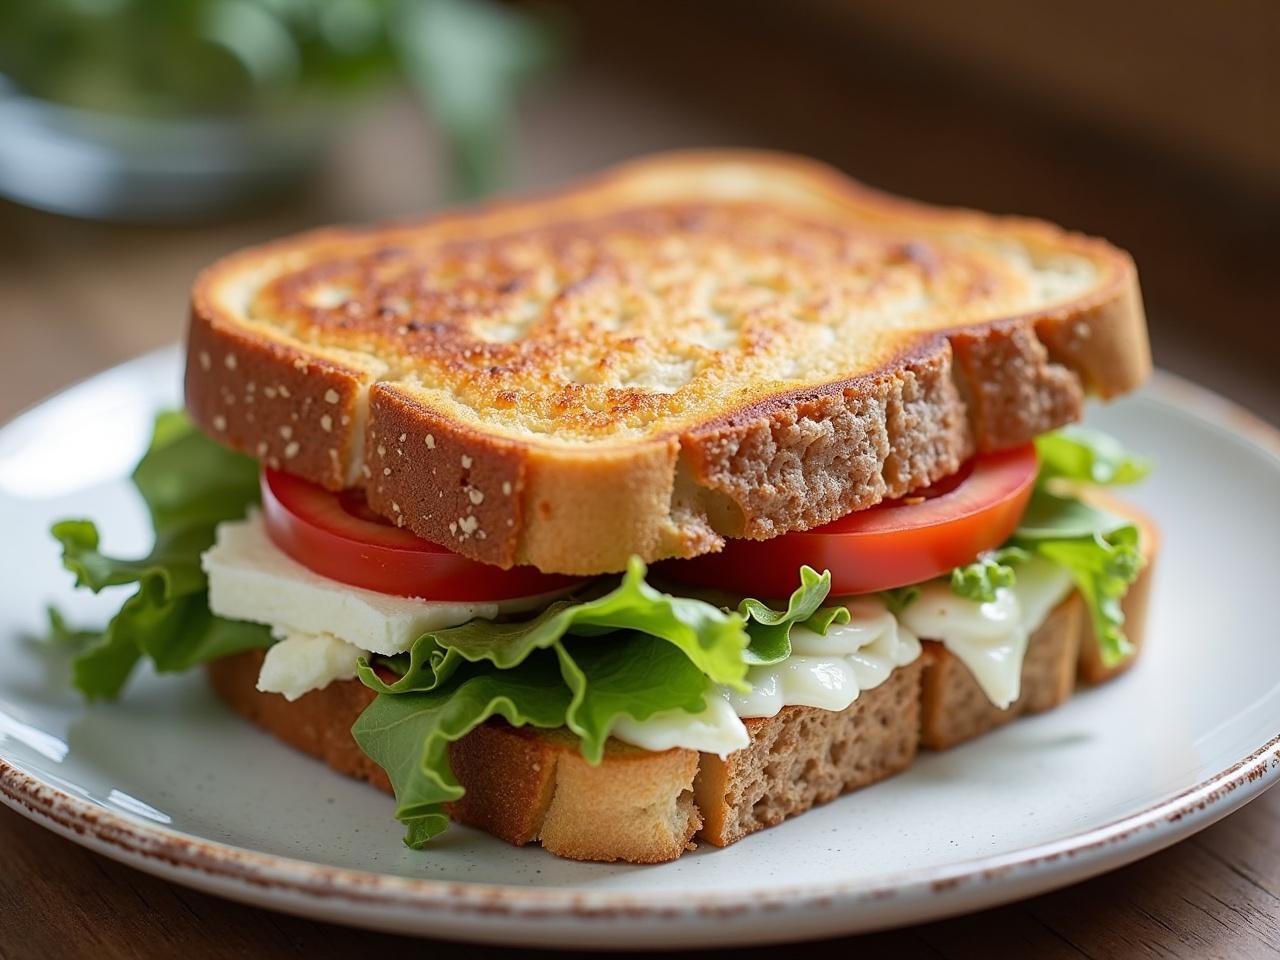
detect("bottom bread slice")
[205,651,702,862]
[207,652,921,862]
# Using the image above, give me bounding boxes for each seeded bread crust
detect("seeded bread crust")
[187,151,1149,575]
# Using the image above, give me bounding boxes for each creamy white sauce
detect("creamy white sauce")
[610,694,750,757]
[610,598,921,757]
[898,556,1074,708]
[612,564,1073,752]
[725,598,922,718]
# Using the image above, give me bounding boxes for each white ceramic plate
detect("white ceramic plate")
[1,348,1278,949]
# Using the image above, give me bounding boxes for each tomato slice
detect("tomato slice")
[260,470,584,601]
[658,445,1038,599]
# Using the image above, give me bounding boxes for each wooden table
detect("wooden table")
[2,16,1278,956]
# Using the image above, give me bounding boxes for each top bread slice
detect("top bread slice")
[187,151,1149,575]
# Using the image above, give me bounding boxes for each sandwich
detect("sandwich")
[50,151,1158,863]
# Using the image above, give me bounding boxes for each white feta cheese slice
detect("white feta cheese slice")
[201,512,556,656]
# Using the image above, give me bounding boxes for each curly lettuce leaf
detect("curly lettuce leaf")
[50,412,269,698]
[738,566,850,666]
[359,556,750,694]
[1035,426,1151,487]
[1012,488,1143,666]
[353,657,572,846]
[353,633,710,846]
[949,546,1030,603]
[45,607,101,648]
[552,634,710,762]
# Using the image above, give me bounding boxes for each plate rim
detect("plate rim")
[4,730,1280,917]
[2,356,1279,933]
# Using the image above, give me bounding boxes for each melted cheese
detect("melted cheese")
[610,694,751,757]
[610,598,921,757]
[611,564,1073,753]
[726,598,922,718]
[897,557,1074,708]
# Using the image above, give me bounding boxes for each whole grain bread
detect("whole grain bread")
[206,499,1156,863]
[695,659,923,848]
[187,151,1149,575]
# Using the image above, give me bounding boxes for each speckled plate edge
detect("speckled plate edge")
[2,363,1279,949]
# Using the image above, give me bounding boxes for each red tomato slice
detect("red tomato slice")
[658,445,1038,598]
[260,470,584,601]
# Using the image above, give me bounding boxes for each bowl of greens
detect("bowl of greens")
[0,0,557,219]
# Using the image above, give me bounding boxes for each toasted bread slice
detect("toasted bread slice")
[188,151,1149,575]
[206,649,701,863]
[205,593,1104,862]
[207,649,920,862]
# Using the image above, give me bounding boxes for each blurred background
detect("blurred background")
[1,0,1276,422]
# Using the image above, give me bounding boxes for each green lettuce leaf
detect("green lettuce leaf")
[353,656,572,846]
[351,556,748,848]
[359,556,750,695]
[738,566,850,666]
[51,412,270,698]
[879,585,921,615]
[353,633,710,846]
[1012,488,1143,666]
[44,606,101,648]
[949,546,1030,603]
[552,634,710,762]
[1035,426,1151,487]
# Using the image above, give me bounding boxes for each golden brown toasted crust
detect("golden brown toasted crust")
[447,724,702,863]
[187,150,1150,575]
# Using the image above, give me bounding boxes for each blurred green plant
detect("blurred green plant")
[0,0,561,198]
